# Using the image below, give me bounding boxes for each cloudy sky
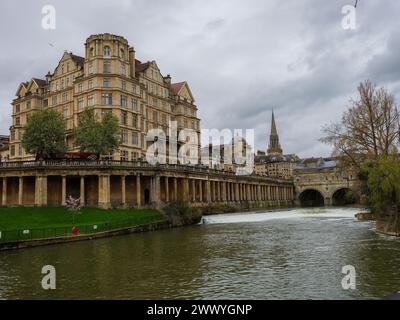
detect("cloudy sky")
[1,0,399,158]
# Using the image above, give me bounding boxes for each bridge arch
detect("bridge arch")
[298,189,325,207]
[331,187,357,206]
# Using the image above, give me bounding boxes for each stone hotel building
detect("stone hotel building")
[10,33,201,161]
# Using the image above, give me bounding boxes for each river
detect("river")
[0,207,399,300]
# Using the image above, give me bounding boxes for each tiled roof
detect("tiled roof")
[255,154,299,164]
[171,82,186,94]
[136,61,150,73]
[295,157,338,170]
[70,54,85,67]
[32,78,47,88]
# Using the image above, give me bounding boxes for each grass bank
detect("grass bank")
[0,207,166,244]
[0,207,163,230]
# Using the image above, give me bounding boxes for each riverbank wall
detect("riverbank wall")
[375,209,400,237]
[355,211,376,221]
[375,220,400,237]
[356,208,400,237]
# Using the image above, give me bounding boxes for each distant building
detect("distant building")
[254,111,299,179]
[255,152,299,179]
[200,144,224,170]
[200,135,252,172]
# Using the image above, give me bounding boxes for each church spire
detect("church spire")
[267,110,283,155]
[271,110,278,136]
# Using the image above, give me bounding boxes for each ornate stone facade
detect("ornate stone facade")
[9,33,201,161]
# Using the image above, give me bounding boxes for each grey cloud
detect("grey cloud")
[367,32,400,83]
[1,0,400,158]
[205,19,225,31]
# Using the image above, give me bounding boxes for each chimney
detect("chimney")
[164,74,171,85]
[129,47,135,76]
[45,71,51,84]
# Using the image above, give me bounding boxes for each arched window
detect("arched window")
[90,47,94,57]
[103,46,111,57]
[120,48,125,59]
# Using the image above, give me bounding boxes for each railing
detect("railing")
[0,160,239,176]
[0,160,293,183]
[0,213,165,244]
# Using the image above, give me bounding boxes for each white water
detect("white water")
[201,207,367,225]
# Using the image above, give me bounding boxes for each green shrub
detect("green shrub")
[162,200,202,226]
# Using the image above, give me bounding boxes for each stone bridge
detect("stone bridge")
[294,164,360,207]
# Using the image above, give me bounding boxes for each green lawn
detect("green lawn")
[0,207,164,231]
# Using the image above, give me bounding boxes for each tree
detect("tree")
[322,80,400,224]
[364,155,400,213]
[100,110,121,155]
[65,195,82,225]
[321,80,400,169]
[21,109,67,156]
[74,108,120,155]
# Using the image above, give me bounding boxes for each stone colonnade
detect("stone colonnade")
[0,169,294,209]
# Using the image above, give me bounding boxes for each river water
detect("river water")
[0,207,399,300]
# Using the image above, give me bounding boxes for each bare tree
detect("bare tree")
[321,80,400,168]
